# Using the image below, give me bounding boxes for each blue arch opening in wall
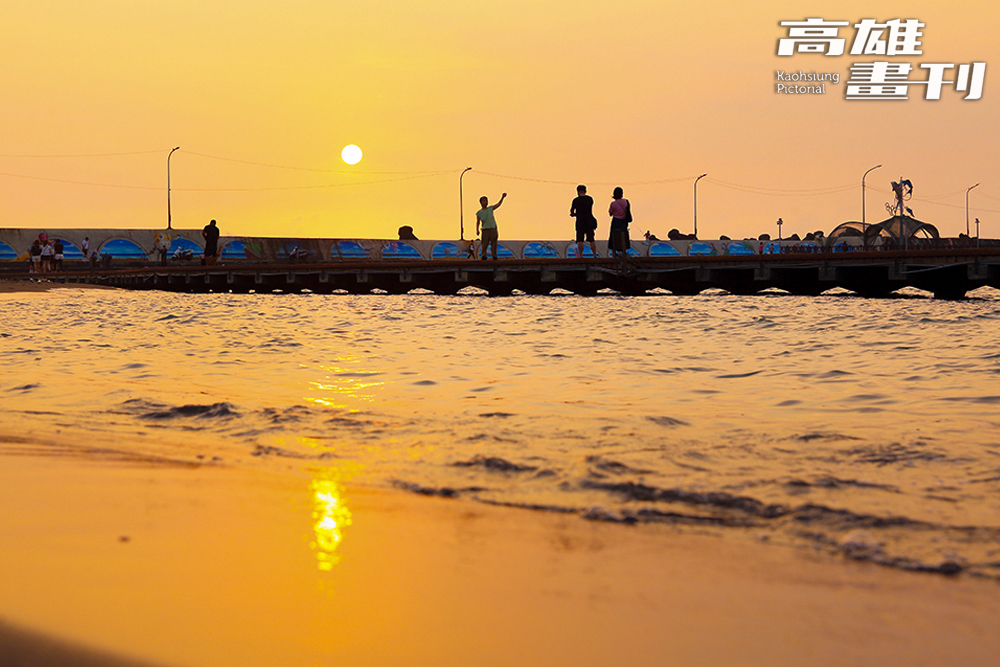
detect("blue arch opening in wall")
[51,239,84,259]
[689,242,717,256]
[567,246,601,258]
[221,240,246,259]
[53,240,84,260]
[0,240,18,260]
[494,244,516,258]
[726,242,755,256]
[169,237,203,257]
[648,243,681,257]
[100,239,148,259]
[432,242,465,258]
[762,243,780,254]
[524,242,558,258]
[382,241,422,259]
[335,241,370,259]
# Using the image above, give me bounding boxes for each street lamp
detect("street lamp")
[777,217,783,241]
[862,164,881,241]
[167,146,180,230]
[693,173,707,238]
[459,167,472,240]
[966,183,979,237]
[975,217,981,248]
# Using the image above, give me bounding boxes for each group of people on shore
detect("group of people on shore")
[474,186,635,260]
[28,235,104,272]
[27,237,68,273]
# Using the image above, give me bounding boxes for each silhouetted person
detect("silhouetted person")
[29,240,41,273]
[40,240,54,273]
[398,226,418,240]
[608,187,631,257]
[202,220,220,266]
[570,185,598,258]
[53,239,64,271]
[476,193,506,260]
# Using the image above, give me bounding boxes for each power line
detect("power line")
[0,150,167,158]
[474,171,697,186]
[0,169,455,191]
[182,150,456,175]
[706,178,858,196]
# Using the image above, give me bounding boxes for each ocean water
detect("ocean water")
[2,287,999,579]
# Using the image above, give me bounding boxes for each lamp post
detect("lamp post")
[975,217,980,248]
[966,183,979,237]
[167,146,180,230]
[862,164,881,243]
[777,218,783,241]
[693,173,707,238]
[459,167,472,240]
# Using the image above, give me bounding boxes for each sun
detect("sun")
[341,144,363,165]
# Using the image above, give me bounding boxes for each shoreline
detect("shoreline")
[0,278,117,294]
[1,444,998,667]
[0,620,163,667]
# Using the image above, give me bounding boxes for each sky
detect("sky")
[2,0,998,241]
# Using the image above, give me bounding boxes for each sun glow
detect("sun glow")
[341,144,363,165]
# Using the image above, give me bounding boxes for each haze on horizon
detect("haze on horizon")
[2,0,997,241]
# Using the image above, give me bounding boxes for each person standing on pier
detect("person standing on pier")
[476,193,506,260]
[571,185,598,258]
[29,240,41,273]
[202,220,220,266]
[53,239,64,272]
[40,239,55,273]
[608,187,632,257]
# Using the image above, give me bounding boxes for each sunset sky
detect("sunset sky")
[2,0,997,241]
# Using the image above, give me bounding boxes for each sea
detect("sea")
[2,286,999,579]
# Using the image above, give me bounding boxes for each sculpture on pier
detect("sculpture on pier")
[886,178,914,218]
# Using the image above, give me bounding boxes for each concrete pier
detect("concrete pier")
[9,249,1000,299]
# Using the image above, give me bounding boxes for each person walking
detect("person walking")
[202,219,221,266]
[608,187,632,258]
[476,193,506,260]
[570,185,598,258]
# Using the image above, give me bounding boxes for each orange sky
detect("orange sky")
[2,0,997,241]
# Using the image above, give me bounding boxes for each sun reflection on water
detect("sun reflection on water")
[309,470,354,571]
[305,357,386,409]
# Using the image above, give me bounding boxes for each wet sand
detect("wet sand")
[0,278,116,294]
[0,621,162,667]
[1,441,998,667]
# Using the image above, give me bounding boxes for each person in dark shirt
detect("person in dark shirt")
[202,219,221,266]
[570,185,598,258]
[53,239,64,271]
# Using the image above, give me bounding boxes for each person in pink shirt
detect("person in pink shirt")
[608,187,632,257]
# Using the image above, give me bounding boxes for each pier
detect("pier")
[4,228,999,299]
[8,248,1000,299]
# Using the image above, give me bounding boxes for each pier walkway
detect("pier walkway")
[8,248,1000,299]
